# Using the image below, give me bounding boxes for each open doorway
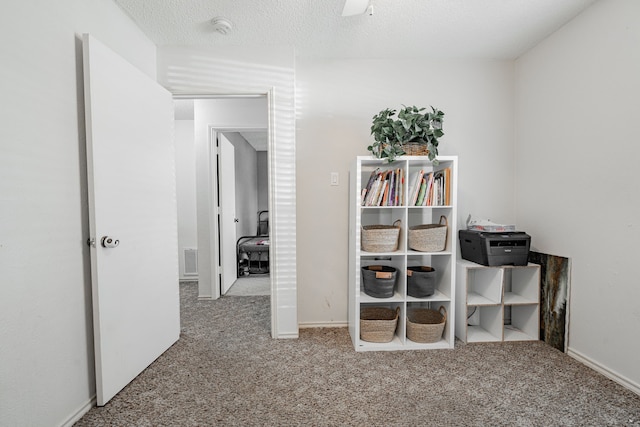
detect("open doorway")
[173,96,270,303]
[158,47,297,339]
[218,130,270,297]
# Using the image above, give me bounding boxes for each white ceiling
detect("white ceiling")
[236,131,268,151]
[114,0,598,59]
[161,1,598,150]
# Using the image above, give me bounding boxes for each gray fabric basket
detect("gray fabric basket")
[362,265,398,298]
[407,266,436,298]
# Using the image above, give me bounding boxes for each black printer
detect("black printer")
[459,230,531,266]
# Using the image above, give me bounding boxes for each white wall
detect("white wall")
[295,58,515,325]
[175,120,197,280]
[257,151,269,212]
[0,0,157,425]
[514,0,640,391]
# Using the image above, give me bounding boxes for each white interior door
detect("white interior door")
[82,34,180,406]
[219,134,237,294]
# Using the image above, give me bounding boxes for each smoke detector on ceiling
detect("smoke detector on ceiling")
[210,17,233,35]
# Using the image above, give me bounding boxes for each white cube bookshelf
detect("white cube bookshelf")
[348,156,458,351]
[455,260,540,343]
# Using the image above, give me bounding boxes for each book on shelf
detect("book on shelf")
[444,167,451,206]
[361,168,379,206]
[364,168,379,191]
[409,169,423,206]
[361,167,405,207]
[423,172,433,206]
[415,178,427,206]
[387,170,395,206]
[429,171,441,206]
[393,168,400,206]
[398,169,406,206]
[371,175,384,206]
[380,178,390,206]
[402,166,452,207]
[396,168,402,206]
[438,168,450,206]
[381,170,391,205]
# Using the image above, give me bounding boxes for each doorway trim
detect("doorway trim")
[175,91,297,339]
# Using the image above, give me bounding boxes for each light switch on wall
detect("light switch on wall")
[330,172,339,186]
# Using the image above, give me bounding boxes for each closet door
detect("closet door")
[219,133,238,294]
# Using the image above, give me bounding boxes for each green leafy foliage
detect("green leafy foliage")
[369,105,444,163]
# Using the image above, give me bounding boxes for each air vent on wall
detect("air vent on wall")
[184,248,198,276]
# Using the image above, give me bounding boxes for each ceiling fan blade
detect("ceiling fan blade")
[342,0,370,16]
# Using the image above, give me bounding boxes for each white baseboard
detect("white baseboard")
[299,321,348,329]
[568,347,640,396]
[59,396,96,427]
[274,331,299,339]
[273,322,347,338]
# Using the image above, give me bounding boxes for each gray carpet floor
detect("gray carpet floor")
[76,282,640,426]
[225,275,271,296]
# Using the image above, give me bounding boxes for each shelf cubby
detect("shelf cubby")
[504,266,540,305]
[504,304,539,341]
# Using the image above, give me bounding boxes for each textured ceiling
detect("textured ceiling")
[114,0,598,59]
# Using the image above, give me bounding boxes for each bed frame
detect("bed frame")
[236,210,269,276]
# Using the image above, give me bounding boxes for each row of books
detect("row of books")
[361,167,452,207]
[407,168,451,206]
[361,168,405,206]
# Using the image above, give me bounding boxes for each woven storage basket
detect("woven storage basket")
[406,306,447,343]
[361,220,401,252]
[360,306,400,343]
[381,142,429,157]
[401,142,430,156]
[408,215,447,252]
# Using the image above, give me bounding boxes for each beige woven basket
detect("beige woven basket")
[401,142,430,156]
[361,220,401,252]
[408,215,447,252]
[381,142,429,157]
[406,306,447,343]
[360,306,400,343]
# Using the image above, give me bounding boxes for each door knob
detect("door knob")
[101,236,120,248]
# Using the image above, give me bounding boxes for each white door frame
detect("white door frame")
[176,92,286,338]
[161,47,298,339]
